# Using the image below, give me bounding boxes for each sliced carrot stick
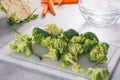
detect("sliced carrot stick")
[48,0,56,15]
[42,4,48,17]
[41,0,58,5]
[61,0,79,4]
[58,0,62,5]
[41,0,79,4]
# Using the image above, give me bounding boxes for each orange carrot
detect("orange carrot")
[41,0,79,5]
[58,0,62,5]
[48,0,56,15]
[41,0,58,5]
[61,0,79,4]
[42,5,48,17]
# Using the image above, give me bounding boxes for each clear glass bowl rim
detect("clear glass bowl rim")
[78,0,120,16]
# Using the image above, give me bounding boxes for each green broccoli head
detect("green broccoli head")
[68,43,84,61]
[62,53,82,72]
[89,43,109,63]
[32,27,49,44]
[41,37,52,47]
[42,38,67,54]
[80,32,99,53]
[9,29,33,57]
[62,53,75,65]
[51,38,67,54]
[43,48,61,61]
[70,36,83,43]
[44,24,63,36]
[60,29,79,42]
[85,67,109,80]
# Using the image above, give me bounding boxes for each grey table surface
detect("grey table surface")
[0,0,120,80]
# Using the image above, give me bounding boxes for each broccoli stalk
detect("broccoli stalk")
[9,29,33,57]
[62,53,82,72]
[43,48,61,61]
[68,43,84,61]
[89,43,109,63]
[85,67,109,80]
[32,27,49,44]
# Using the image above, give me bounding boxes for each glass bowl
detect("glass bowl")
[78,0,120,27]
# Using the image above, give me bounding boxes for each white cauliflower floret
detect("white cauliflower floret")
[0,0,32,20]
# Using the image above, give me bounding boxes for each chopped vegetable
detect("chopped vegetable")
[9,29,33,57]
[85,67,109,80]
[45,24,63,36]
[32,27,50,44]
[70,36,82,43]
[50,38,67,54]
[61,0,79,4]
[58,0,62,4]
[42,38,67,54]
[9,23,110,74]
[80,32,99,53]
[48,0,56,15]
[42,5,49,17]
[89,43,109,63]
[62,53,82,72]
[43,48,61,61]
[68,43,84,61]
[41,0,79,5]
[41,37,52,47]
[60,29,79,42]
[41,0,58,5]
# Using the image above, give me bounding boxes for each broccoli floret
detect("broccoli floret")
[62,53,82,72]
[85,67,109,80]
[51,38,67,54]
[89,43,109,63]
[32,27,49,44]
[80,32,99,53]
[42,38,67,54]
[68,43,84,61]
[70,36,83,43]
[43,48,61,61]
[60,29,79,42]
[9,29,33,57]
[41,37,52,47]
[44,24,63,36]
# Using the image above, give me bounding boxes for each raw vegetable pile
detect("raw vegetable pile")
[10,24,110,80]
